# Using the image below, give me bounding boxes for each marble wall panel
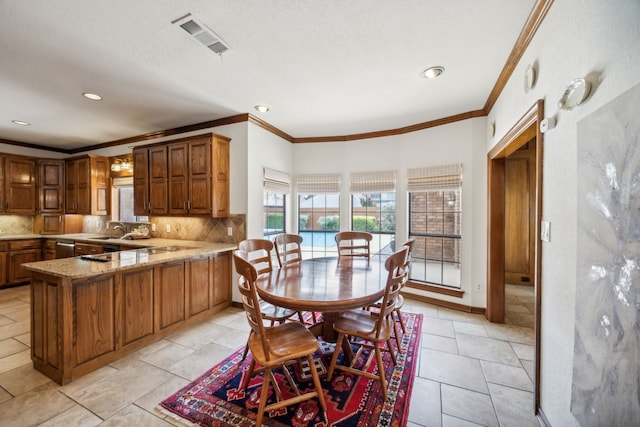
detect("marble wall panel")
[573,83,640,425]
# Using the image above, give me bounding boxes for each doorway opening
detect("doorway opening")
[487,100,543,412]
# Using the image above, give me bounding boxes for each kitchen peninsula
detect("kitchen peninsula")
[22,238,236,385]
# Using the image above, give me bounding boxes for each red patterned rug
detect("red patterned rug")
[159,312,422,426]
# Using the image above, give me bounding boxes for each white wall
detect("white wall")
[293,117,488,308]
[488,0,640,425]
[245,122,294,238]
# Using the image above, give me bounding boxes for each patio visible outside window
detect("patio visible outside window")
[350,170,396,255]
[263,192,285,237]
[407,164,462,288]
[296,173,342,259]
[263,167,291,238]
[350,192,396,255]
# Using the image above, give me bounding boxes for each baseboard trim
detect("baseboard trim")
[401,291,485,315]
[536,407,551,427]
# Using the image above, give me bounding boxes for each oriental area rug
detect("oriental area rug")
[159,312,423,426]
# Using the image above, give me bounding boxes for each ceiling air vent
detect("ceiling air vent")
[172,13,230,55]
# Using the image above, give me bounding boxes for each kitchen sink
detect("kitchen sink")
[88,236,123,240]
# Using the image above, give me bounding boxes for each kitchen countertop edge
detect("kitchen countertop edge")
[21,234,237,279]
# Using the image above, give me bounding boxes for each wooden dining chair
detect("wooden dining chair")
[335,231,373,261]
[393,238,415,337]
[327,246,409,401]
[365,238,415,354]
[238,238,275,275]
[233,252,328,426]
[274,233,303,268]
[274,233,320,324]
[235,241,300,360]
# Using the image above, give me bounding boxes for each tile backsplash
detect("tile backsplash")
[0,216,33,235]
[0,214,245,245]
[148,215,245,244]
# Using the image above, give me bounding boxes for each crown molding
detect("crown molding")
[483,0,554,114]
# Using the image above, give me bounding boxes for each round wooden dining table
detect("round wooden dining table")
[255,256,389,341]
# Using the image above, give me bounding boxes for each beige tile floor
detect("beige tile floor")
[0,284,538,426]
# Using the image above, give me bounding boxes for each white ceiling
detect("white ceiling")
[0,0,535,152]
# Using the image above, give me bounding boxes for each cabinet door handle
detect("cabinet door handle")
[187,200,191,210]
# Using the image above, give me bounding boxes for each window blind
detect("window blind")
[350,170,396,193]
[296,173,341,194]
[263,167,291,193]
[407,163,462,191]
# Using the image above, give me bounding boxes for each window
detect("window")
[407,164,462,288]
[263,192,285,236]
[351,192,396,255]
[350,170,396,255]
[297,173,341,259]
[111,177,148,222]
[263,167,291,237]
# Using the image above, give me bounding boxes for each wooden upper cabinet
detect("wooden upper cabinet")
[211,135,230,218]
[39,159,65,213]
[148,146,168,215]
[133,147,149,216]
[134,145,169,216]
[168,142,190,215]
[133,132,230,218]
[65,155,109,215]
[36,159,65,235]
[187,137,211,215]
[3,156,37,214]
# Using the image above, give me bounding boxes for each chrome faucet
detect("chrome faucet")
[111,222,126,236]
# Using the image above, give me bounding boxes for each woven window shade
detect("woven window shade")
[350,170,396,193]
[407,164,462,191]
[296,173,341,194]
[263,167,291,193]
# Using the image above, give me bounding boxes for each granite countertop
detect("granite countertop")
[21,234,237,279]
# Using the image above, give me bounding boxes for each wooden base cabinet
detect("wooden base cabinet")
[9,239,41,284]
[0,243,8,287]
[30,251,231,384]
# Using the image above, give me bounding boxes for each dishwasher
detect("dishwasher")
[55,240,75,258]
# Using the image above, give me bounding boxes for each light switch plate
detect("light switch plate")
[541,221,550,242]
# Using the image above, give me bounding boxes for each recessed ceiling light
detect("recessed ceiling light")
[254,105,270,113]
[82,92,103,101]
[11,120,30,126]
[423,66,445,79]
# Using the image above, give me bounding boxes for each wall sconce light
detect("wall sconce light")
[558,78,591,111]
[111,158,133,172]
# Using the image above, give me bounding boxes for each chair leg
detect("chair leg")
[374,345,388,401]
[395,308,407,334]
[393,320,402,354]
[242,358,256,391]
[386,339,397,366]
[256,367,272,426]
[307,354,328,423]
[241,340,250,361]
[327,333,345,380]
